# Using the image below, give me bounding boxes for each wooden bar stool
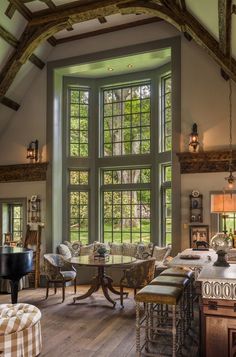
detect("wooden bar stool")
[160,267,195,320]
[149,275,190,333]
[135,284,183,357]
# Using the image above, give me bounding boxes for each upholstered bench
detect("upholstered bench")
[0,303,42,357]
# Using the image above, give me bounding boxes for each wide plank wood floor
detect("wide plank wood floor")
[0,286,199,357]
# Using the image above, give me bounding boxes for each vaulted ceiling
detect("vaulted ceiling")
[0,0,236,114]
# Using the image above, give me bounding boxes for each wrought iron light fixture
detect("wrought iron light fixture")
[26,140,38,162]
[225,5,235,190]
[225,78,235,189]
[189,123,199,153]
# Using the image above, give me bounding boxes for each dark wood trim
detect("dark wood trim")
[8,0,32,20]
[0,163,48,183]
[0,96,20,111]
[218,0,232,57]
[29,54,45,70]
[0,25,18,47]
[177,150,236,174]
[98,16,107,24]
[55,17,162,44]
[5,3,16,19]
[47,36,57,47]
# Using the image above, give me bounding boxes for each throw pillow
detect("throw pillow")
[123,243,138,257]
[63,240,81,257]
[152,246,170,262]
[80,244,95,256]
[109,243,123,255]
[136,243,153,260]
[58,244,72,260]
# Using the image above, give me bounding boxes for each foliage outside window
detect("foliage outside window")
[102,168,151,243]
[69,88,89,157]
[160,75,172,152]
[69,170,89,243]
[161,164,172,244]
[103,83,151,156]
[64,68,173,245]
[11,205,23,240]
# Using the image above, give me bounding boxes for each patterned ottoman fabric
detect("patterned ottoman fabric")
[0,303,42,357]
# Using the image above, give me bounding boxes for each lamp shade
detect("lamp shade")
[211,193,236,213]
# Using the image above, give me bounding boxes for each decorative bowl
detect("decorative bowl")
[210,232,233,253]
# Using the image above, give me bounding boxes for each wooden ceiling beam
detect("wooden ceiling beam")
[0,96,20,111]
[55,17,162,45]
[0,19,68,97]
[218,0,232,57]
[0,25,45,70]
[120,0,236,81]
[1,0,236,99]
[7,0,32,20]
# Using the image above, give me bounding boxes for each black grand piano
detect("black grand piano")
[0,246,33,303]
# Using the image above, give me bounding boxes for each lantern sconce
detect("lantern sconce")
[26,140,39,162]
[189,123,200,153]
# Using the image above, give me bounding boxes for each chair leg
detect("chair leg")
[134,288,137,296]
[62,282,65,302]
[120,285,124,308]
[54,283,57,294]
[45,281,49,299]
[74,278,77,294]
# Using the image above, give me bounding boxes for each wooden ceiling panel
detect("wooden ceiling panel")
[54,13,154,39]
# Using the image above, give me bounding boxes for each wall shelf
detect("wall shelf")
[0,163,48,182]
[177,150,236,174]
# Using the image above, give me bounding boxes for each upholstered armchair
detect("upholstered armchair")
[119,258,156,307]
[44,254,77,302]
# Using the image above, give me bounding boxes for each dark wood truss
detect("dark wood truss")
[1,0,236,110]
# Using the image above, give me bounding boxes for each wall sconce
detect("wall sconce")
[26,140,38,162]
[189,123,200,153]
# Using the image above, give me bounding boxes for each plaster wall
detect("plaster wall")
[0,21,235,250]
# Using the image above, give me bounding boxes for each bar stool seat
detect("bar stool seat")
[135,284,182,305]
[135,285,184,356]
[150,275,190,288]
[160,267,194,279]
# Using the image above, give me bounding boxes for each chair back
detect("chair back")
[122,258,156,288]
[44,254,64,280]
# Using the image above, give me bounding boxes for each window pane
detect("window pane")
[102,190,151,244]
[70,170,89,185]
[102,83,151,156]
[160,74,172,152]
[69,191,89,244]
[69,88,89,157]
[103,168,151,185]
[12,205,23,240]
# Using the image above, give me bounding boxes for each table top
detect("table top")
[68,254,137,267]
[169,248,217,268]
[197,265,236,282]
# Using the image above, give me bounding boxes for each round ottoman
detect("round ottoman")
[0,303,42,357]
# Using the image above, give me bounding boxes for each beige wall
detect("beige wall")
[0,21,235,250]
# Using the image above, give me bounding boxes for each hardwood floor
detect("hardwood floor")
[0,286,199,357]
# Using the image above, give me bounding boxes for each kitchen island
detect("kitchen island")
[197,264,236,357]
